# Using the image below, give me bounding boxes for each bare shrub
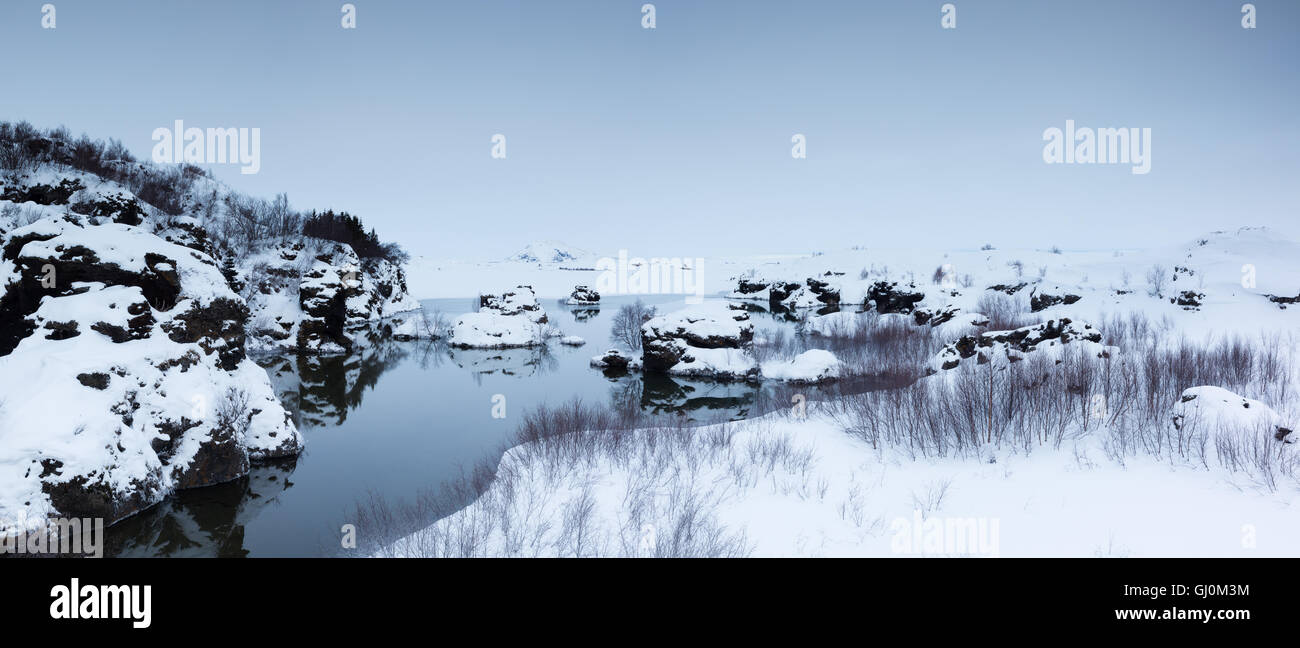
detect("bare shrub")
[214,387,252,439]
[609,299,656,351]
[975,291,1034,331]
[1146,264,1167,298]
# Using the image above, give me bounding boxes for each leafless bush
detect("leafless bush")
[975,292,1034,331]
[829,314,1296,488]
[609,299,657,351]
[910,479,953,516]
[751,327,792,363]
[1146,264,1167,298]
[214,387,252,439]
[800,310,944,383]
[418,309,452,339]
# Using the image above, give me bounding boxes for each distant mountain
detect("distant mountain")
[509,241,592,265]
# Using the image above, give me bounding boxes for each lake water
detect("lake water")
[104,296,853,557]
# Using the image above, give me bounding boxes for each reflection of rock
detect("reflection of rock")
[449,346,557,377]
[106,458,298,558]
[637,374,758,420]
[568,306,600,322]
[256,326,410,428]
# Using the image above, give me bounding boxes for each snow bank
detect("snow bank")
[384,406,1300,557]
[761,349,843,383]
[1172,386,1294,443]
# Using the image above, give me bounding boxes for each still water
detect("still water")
[105,296,841,557]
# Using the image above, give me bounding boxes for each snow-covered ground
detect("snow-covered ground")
[385,227,1300,557]
[407,229,1299,341]
[383,403,1298,558]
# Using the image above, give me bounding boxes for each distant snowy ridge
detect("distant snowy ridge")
[509,240,595,265]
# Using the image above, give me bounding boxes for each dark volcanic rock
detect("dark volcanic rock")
[567,285,600,305]
[1029,291,1081,312]
[868,281,925,314]
[931,318,1105,371]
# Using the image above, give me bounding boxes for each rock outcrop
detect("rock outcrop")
[450,285,554,348]
[929,318,1106,373]
[867,281,925,314]
[241,242,420,354]
[566,285,600,305]
[640,304,758,380]
[1029,290,1081,312]
[0,215,302,535]
[730,273,841,310]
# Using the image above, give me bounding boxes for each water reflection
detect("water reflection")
[104,296,871,557]
[449,346,559,378]
[568,306,600,322]
[106,459,298,558]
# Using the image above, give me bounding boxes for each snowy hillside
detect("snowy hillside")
[0,124,417,534]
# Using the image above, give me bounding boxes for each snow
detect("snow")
[560,336,586,346]
[666,345,758,380]
[385,404,1300,557]
[1172,386,1293,442]
[449,311,543,348]
[641,301,751,343]
[761,349,843,383]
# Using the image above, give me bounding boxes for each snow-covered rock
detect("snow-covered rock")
[641,303,758,380]
[450,285,553,349]
[729,273,842,310]
[566,285,600,305]
[929,318,1108,373]
[867,280,926,314]
[760,349,843,383]
[591,348,638,372]
[1172,386,1294,443]
[560,335,586,346]
[241,242,419,354]
[0,215,302,535]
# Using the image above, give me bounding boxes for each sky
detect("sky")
[2,0,1297,261]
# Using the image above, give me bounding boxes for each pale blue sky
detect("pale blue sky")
[3,1,1296,259]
